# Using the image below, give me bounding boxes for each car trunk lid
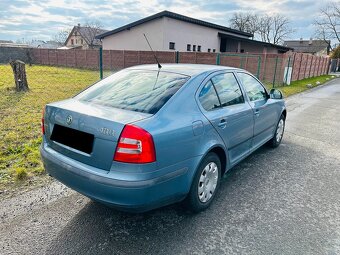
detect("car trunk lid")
[44,99,152,171]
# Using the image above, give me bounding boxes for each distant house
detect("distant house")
[96,11,291,54]
[29,40,62,49]
[0,40,13,44]
[284,39,331,56]
[65,24,108,49]
[0,40,28,48]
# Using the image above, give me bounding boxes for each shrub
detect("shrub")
[331,45,340,59]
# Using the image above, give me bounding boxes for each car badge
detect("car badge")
[66,115,73,125]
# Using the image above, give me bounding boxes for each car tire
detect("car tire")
[268,114,285,148]
[184,152,221,213]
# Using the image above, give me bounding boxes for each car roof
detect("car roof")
[126,64,241,77]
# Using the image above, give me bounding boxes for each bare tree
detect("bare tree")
[229,13,251,32]
[229,12,293,44]
[247,14,260,37]
[229,13,259,37]
[82,20,104,49]
[258,15,272,43]
[270,15,294,45]
[314,2,340,50]
[53,29,70,45]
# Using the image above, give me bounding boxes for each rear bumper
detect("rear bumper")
[40,144,196,212]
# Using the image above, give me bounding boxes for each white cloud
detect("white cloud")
[0,0,334,41]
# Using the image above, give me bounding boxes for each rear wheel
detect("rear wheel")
[185,152,221,213]
[268,114,285,148]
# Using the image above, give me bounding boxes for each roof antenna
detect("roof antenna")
[143,33,162,69]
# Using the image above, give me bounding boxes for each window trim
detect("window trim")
[198,80,221,111]
[236,72,269,102]
[211,72,245,108]
[196,71,246,112]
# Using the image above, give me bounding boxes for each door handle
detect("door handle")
[218,119,227,128]
[254,109,260,116]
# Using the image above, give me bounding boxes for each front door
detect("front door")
[236,72,278,150]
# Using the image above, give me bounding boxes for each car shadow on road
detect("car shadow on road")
[45,145,275,255]
[45,140,339,254]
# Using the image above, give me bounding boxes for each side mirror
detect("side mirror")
[269,89,283,99]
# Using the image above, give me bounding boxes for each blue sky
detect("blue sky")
[0,0,329,43]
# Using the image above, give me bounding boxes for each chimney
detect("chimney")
[78,23,80,27]
[309,38,313,45]
[300,38,303,44]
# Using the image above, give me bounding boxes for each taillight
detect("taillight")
[41,107,45,135]
[114,124,156,164]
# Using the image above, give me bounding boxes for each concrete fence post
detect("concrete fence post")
[272,56,279,87]
[99,47,103,79]
[285,56,291,85]
[123,50,125,68]
[256,56,261,79]
[308,56,313,78]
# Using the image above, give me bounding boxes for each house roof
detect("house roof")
[96,10,253,39]
[283,40,330,53]
[218,33,293,52]
[66,26,108,46]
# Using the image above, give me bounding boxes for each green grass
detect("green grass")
[265,75,335,97]
[0,64,99,193]
[0,64,336,194]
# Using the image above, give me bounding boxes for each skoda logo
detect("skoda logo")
[66,115,73,125]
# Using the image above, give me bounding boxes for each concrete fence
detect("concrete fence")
[0,47,331,85]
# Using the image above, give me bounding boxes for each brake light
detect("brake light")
[41,107,45,135]
[114,124,156,164]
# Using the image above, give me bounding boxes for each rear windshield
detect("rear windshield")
[75,69,190,114]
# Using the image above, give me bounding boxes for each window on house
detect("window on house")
[193,45,196,51]
[81,39,83,44]
[198,45,201,52]
[187,44,191,51]
[76,39,78,44]
[240,49,245,53]
[169,42,175,50]
[71,39,74,45]
[208,49,211,52]
[213,49,216,53]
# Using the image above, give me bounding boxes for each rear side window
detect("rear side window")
[75,70,190,114]
[198,80,220,111]
[237,73,267,101]
[211,73,244,107]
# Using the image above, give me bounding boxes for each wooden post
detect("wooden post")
[10,60,29,92]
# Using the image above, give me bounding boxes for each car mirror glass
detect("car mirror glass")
[270,89,283,99]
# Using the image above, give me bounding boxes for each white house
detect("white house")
[96,11,291,54]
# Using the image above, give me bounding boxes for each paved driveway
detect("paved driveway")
[1,79,340,255]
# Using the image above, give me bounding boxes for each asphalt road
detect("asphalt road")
[1,79,340,255]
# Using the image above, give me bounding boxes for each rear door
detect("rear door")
[236,72,278,149]
[198,72,254,165]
